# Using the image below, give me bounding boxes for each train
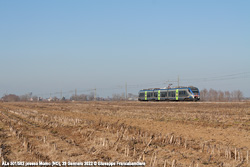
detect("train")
[138,86,200,101]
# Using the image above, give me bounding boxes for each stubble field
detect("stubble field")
[0,101,249,167]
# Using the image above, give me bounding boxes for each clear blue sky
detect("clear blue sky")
[0,0,250,98]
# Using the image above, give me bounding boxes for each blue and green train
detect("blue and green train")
[138,86,200,101]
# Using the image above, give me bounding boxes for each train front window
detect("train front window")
[191,88,199,94]
[139,93,144,97]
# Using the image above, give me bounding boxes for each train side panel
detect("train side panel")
[138,87,200,101]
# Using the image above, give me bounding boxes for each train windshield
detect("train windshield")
[190,87,199,95]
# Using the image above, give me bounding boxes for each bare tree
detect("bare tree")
[112,93,125,101]
[200,89,244,102]
[218,91,225,102]
[127,93,137,100]
[79,94,88,101]
[2,94,20,102]
[208,89,218,101]
[88,92,95,101]
[32,96,38,101]
[200,88,208,101]
[232,90,243,101]
[224,91,231,101]
[70,93,95,101]
[19,92,33,101]
[19,94,29,101]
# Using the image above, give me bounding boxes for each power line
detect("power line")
[181,72,250,83]
[32,71,250,98]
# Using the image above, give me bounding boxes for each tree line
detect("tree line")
[0,89,245,102]
[199,88,244,102]
[0,92,138,102]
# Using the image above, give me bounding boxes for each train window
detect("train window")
[148,92,153,97]
[168,91,175,97]
[147,93,150,97]
[179,91,187,97]
[161,92,166,97]
[191,88,199,94]
[154,92,158,97]
[139,93,144,97]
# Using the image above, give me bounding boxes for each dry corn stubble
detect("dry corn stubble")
[0,101,249,166]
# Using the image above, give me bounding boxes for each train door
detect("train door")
[158,90,160,100]
[176,89,179,101]
[168,90,175,101]
[153,91,158,101]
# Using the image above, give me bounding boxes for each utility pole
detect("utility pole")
[125,82,127,100]
[165,80,169,88]
[94,88,96,101]
[75,88,77,101]
[178,75,179,87]
[60,89,62,99]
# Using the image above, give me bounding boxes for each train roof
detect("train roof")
[139,86,198,92]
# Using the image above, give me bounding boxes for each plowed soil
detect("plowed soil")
[0,101,249,167]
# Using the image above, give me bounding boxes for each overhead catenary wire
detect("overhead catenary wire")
[181,72,250,82]
[32,71,250,98]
